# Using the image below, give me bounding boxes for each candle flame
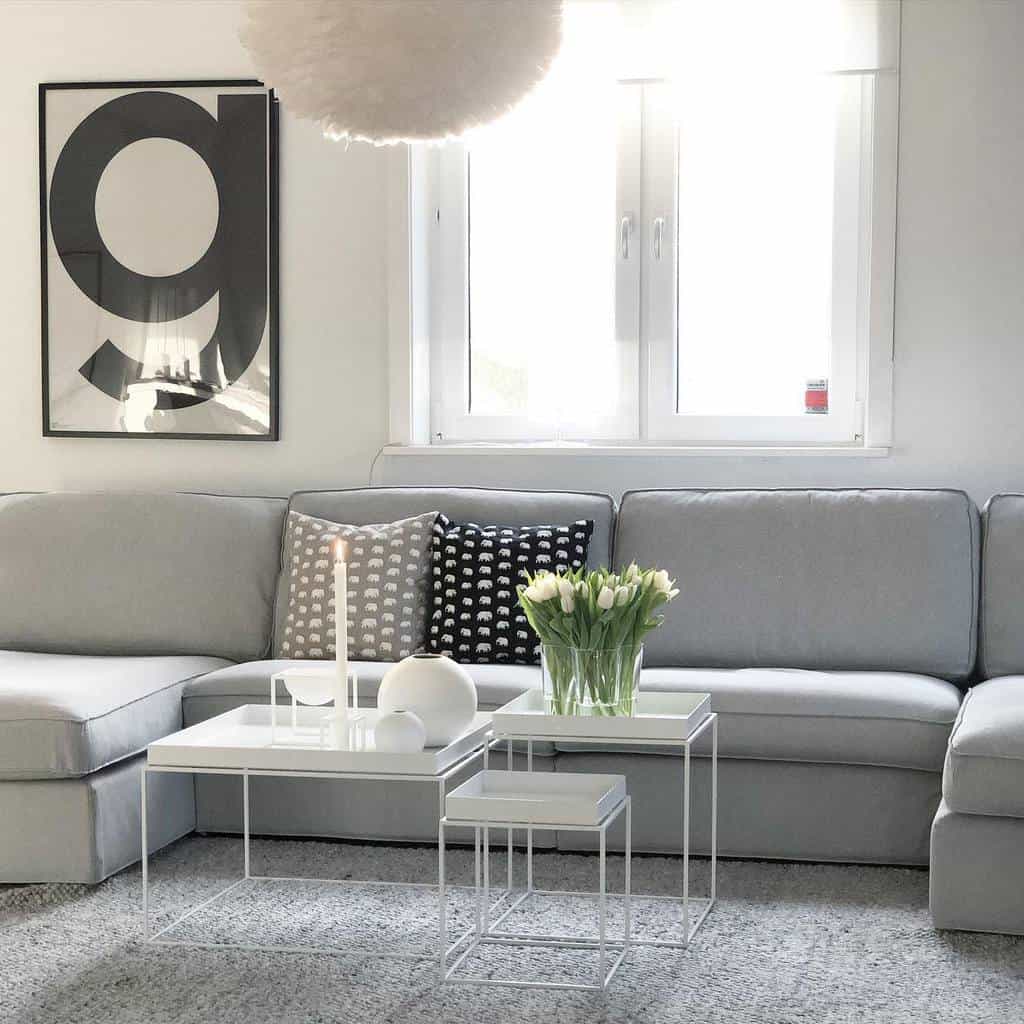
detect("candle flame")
[335,538,349,562]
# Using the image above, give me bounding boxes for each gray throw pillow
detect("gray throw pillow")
[277,510,438,661]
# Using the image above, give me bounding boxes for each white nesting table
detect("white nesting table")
[439,770,632,991]
[490,690,718,948]
[141,703,492,959]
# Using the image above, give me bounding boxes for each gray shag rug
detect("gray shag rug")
[2,835,1023,1024]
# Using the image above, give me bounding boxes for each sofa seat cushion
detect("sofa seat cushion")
[943,677,1024,818]
[552,667,961,771]
[0,650,231,780]
[182,659,541,723]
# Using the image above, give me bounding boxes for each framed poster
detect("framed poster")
[39,80,278,439]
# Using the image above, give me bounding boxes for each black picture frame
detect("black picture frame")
[39,80,280,440]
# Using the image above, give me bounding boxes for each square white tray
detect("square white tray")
[445,770,626,826]
[491,690,712,742]
[147,704,492,777]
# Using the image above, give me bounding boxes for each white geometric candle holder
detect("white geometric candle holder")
[269,666,364,749]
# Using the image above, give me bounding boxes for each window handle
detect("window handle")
[653,217,666,261]
[620,214,634,260]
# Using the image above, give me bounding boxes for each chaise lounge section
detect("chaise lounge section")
[930,493,1024,933]
[0,491,286,882]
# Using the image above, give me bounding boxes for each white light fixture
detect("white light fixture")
[241,0,564,145]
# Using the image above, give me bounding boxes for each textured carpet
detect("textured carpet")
[2,835,1023,1024]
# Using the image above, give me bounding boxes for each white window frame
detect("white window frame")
[643,71,893,446]
[427,87,642,444]
[388,54,898,454]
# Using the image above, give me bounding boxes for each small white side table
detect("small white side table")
[490,691,718,948]
[439,770,632,992]
[141,703,493,960]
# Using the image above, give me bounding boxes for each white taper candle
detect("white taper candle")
[333,538,349,722]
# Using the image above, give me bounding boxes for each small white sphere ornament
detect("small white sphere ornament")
[240,0,564,145]
[378,654,477,746]
[373,710,426,754]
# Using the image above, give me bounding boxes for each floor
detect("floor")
[2,834,1023,1024]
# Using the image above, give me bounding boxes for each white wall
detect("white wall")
[0,0,389,495]
[3,1,1024,506]
[377,0,1024,506]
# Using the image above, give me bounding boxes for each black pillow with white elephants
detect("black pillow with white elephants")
[427,517,594,664]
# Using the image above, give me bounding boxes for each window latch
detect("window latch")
[619,214,634,260]
[653,217,665,261]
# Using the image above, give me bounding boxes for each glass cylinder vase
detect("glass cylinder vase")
[540,643,642,717]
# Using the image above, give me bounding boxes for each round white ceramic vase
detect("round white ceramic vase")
[377,654,477,746]
[373,709,426,754]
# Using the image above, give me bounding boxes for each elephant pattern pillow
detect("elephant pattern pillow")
[427,516,594,664]
[278,510,438,661]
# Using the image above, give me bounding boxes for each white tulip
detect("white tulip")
[524,584,543,602]
[560,593,575,614]
[597,586,615,610]
[557,578,574,600]
[575,580,588,596]
[539,575,559,600]
[614,586,630,606]
[607,573,619,589]
[653,569,672,593]
[625,562,641,583]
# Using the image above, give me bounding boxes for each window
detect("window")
[403,0,899,448]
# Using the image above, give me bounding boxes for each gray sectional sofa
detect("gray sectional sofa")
[0,485,1019,935]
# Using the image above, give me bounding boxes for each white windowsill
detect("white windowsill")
[382,443,890,458]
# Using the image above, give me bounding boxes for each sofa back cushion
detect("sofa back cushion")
[979,494,1024,678]
[0,492,286,661]
[614,488,979,680]
[279,488,615,655]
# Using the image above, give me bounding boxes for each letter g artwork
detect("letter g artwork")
[40,81,278,439]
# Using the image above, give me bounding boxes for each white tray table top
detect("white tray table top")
[147,704,492,776]
[445,770,626,826]
[491,690,712,741]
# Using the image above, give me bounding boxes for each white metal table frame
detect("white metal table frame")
[140,740,495,959]
[439,797,632,991]
[489,710,718,949]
